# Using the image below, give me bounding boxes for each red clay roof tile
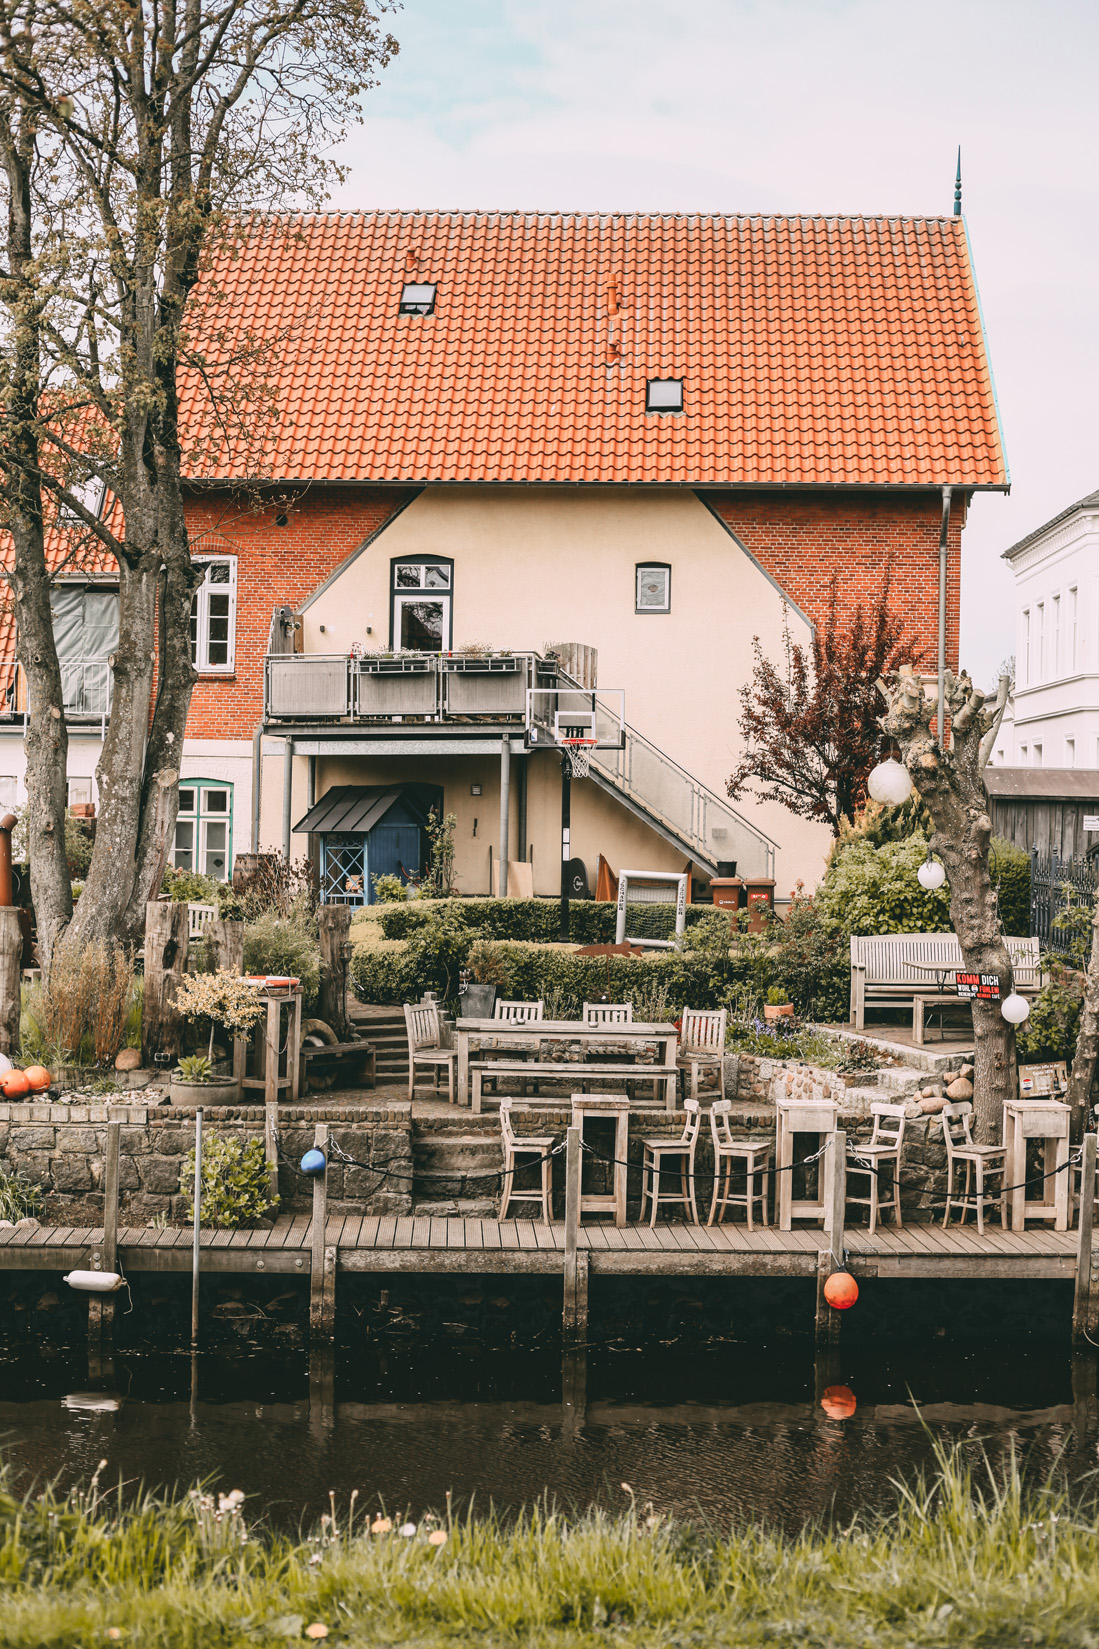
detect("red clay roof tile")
[180,211,1007,490]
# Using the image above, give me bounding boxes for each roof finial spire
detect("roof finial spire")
[953,147,962,217]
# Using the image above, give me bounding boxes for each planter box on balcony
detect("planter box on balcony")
[444,660,526,716]
[356,663,437,716]
[267,656,351,718]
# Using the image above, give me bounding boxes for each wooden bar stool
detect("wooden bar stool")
[498,1101,555,1222]
[639,1099,701,1227]
[941,1102,1007,1235]
[707,1099,770,1227]
[845,1103,907,1234]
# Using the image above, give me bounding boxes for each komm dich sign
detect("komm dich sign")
[955,972,1002,1001]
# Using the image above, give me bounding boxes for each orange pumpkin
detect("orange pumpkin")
[1,1069,32,1099]
[23,1065,52,1092]
[823,1271,859,1311]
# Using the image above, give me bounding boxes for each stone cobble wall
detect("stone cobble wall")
[0,1103,413,1225]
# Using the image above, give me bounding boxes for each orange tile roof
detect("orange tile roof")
[180,211,1008,490]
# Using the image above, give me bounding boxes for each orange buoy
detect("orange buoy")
[820,1385,857,1419]
[1,1069,32,1099]
[23,1065,52,1092]
[823,1270,859,1310]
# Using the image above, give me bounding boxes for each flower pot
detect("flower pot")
[169,1076,242,1106]
[763,1003,794,1022]
[458,983,498,1019]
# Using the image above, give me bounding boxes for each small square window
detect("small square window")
[636,564,671,613]
[399,282,437,316]
[646,378,683,413]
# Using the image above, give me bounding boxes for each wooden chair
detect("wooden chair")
[677,1007,727,1103]
[845,1103,907,1234]
[940,1101,1007,1235]
[403,1002,457,1105]
[707,1098,770,1228]
[499,1100,555,1222]
[639,1099,701,1227]
[494,1000,545,1024]
[583,1002,633,1026]
[489,999,545,1095]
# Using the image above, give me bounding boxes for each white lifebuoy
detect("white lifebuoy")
[63,1270,124,1293]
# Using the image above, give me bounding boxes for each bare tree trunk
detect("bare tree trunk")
[1066,891,1099,1137]
[880,667,1016,1140]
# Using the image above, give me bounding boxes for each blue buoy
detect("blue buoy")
[300,1148,327,1176]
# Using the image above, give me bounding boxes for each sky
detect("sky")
[332,0,1099,687]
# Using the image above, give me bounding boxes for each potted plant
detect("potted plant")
[169,970,266,1104]
[763,985,795,1022]
[457,940,509,1019]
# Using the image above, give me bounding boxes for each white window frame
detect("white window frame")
[635,563,671,614]
[191,556,237,674]
[1069,586,1078,671]
[174,781,233,880]
[1022,608,1030,685]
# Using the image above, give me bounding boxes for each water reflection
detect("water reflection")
[0,1338,1094,1532]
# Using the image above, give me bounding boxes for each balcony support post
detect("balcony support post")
[498,737,510,898]
[282,738,294,862]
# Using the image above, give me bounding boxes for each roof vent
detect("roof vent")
[399,282,436,316]
[646,378,683,413]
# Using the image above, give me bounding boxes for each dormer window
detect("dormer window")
[399,283,437,316]
[646,378,683,413]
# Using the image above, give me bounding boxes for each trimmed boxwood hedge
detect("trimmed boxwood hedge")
[375,897,718,945]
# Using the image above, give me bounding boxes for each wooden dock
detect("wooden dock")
[0,1211,1080,1280]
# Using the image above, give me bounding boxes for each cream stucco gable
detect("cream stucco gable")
[302,486,833,893]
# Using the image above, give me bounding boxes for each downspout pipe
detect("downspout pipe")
[936,486,953,748]
[251,724,264,854]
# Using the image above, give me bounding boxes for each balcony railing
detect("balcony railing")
[6,660,113,723]
[265,651,552,723]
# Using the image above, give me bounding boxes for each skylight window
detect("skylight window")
[646,378,683,413]
[399,282,437,316]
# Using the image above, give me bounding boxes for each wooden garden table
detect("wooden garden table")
[1002,1098,1071,1232]
[775,1095,840,1230]
[455,1018,679,1110]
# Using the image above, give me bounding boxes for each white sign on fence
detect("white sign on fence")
[1084,815,1099,832]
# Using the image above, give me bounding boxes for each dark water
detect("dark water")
[2,1274,1098,1532]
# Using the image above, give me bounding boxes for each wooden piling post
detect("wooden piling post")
[815,1127,846,1348]
[310,1123,336,1340]
[563,1125,588,1342]
[203,916,244,977]
[141,901,189,1066]
[1073,1131,1097,1344]
[88,1120,121,1348]
[191,1110,203,1347]
[0,907,22,1058]
[318,905,352,1040]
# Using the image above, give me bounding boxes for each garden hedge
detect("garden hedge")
[375,897,718,944]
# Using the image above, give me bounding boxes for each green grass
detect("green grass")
[5,1443,1099,1645]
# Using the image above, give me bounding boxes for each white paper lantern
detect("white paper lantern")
[1001,993,1031,1025]
[867,758,913,806]
[917,857,946,891]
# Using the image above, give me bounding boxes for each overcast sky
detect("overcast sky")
[333,0,1098,687]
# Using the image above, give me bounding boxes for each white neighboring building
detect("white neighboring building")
[991,487,1099,771]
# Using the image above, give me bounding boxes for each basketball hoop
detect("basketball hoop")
[561,738,597,779]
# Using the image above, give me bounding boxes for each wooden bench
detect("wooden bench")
[850,933,1043,1042]
[299,1039,376,1093]
[470,1059,678,1114]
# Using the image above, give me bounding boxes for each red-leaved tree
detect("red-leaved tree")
[727,577,923,835]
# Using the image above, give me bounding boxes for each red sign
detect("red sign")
[955,972,1002,1001]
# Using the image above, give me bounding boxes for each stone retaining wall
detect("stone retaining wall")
[0,1102,413,1225]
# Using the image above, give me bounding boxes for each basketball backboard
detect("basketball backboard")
[525,686,626,752]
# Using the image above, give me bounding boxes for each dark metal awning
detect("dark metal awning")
[288,784,429,837]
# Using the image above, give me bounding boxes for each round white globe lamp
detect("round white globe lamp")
[867,758,913,806]
[1001,992,1030,1025]
[917,855,946,892]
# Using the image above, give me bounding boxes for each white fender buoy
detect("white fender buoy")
[62,1391,123,1412]
[63,1270,124,1293]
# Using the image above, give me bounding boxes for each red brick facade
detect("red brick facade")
[182,488,416,738]
[706,489,964,671]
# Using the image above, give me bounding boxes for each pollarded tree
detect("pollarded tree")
[878,665,1014,1141]
[0,0,398,960]
[727,577,923,836]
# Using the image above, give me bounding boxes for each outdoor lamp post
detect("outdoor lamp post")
[867,758,913,806]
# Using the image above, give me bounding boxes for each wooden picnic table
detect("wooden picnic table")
[455,1018,680,1110]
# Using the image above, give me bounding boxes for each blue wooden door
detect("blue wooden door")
[366,823,422,902]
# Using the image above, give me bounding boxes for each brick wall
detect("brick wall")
[706,490,964,668]
[183,488,416,739]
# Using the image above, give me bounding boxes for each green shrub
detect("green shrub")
[371,872,407,903]
[401,906,476,1000]
[180,1134,274,1227]
[1015,962,1083,1063]
[242,912,320,1010]
[815,833,952,937]
[467,938,512,987]
[991,837,1031,936]
[0,1162,43,1222]
[376,896,720,945]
